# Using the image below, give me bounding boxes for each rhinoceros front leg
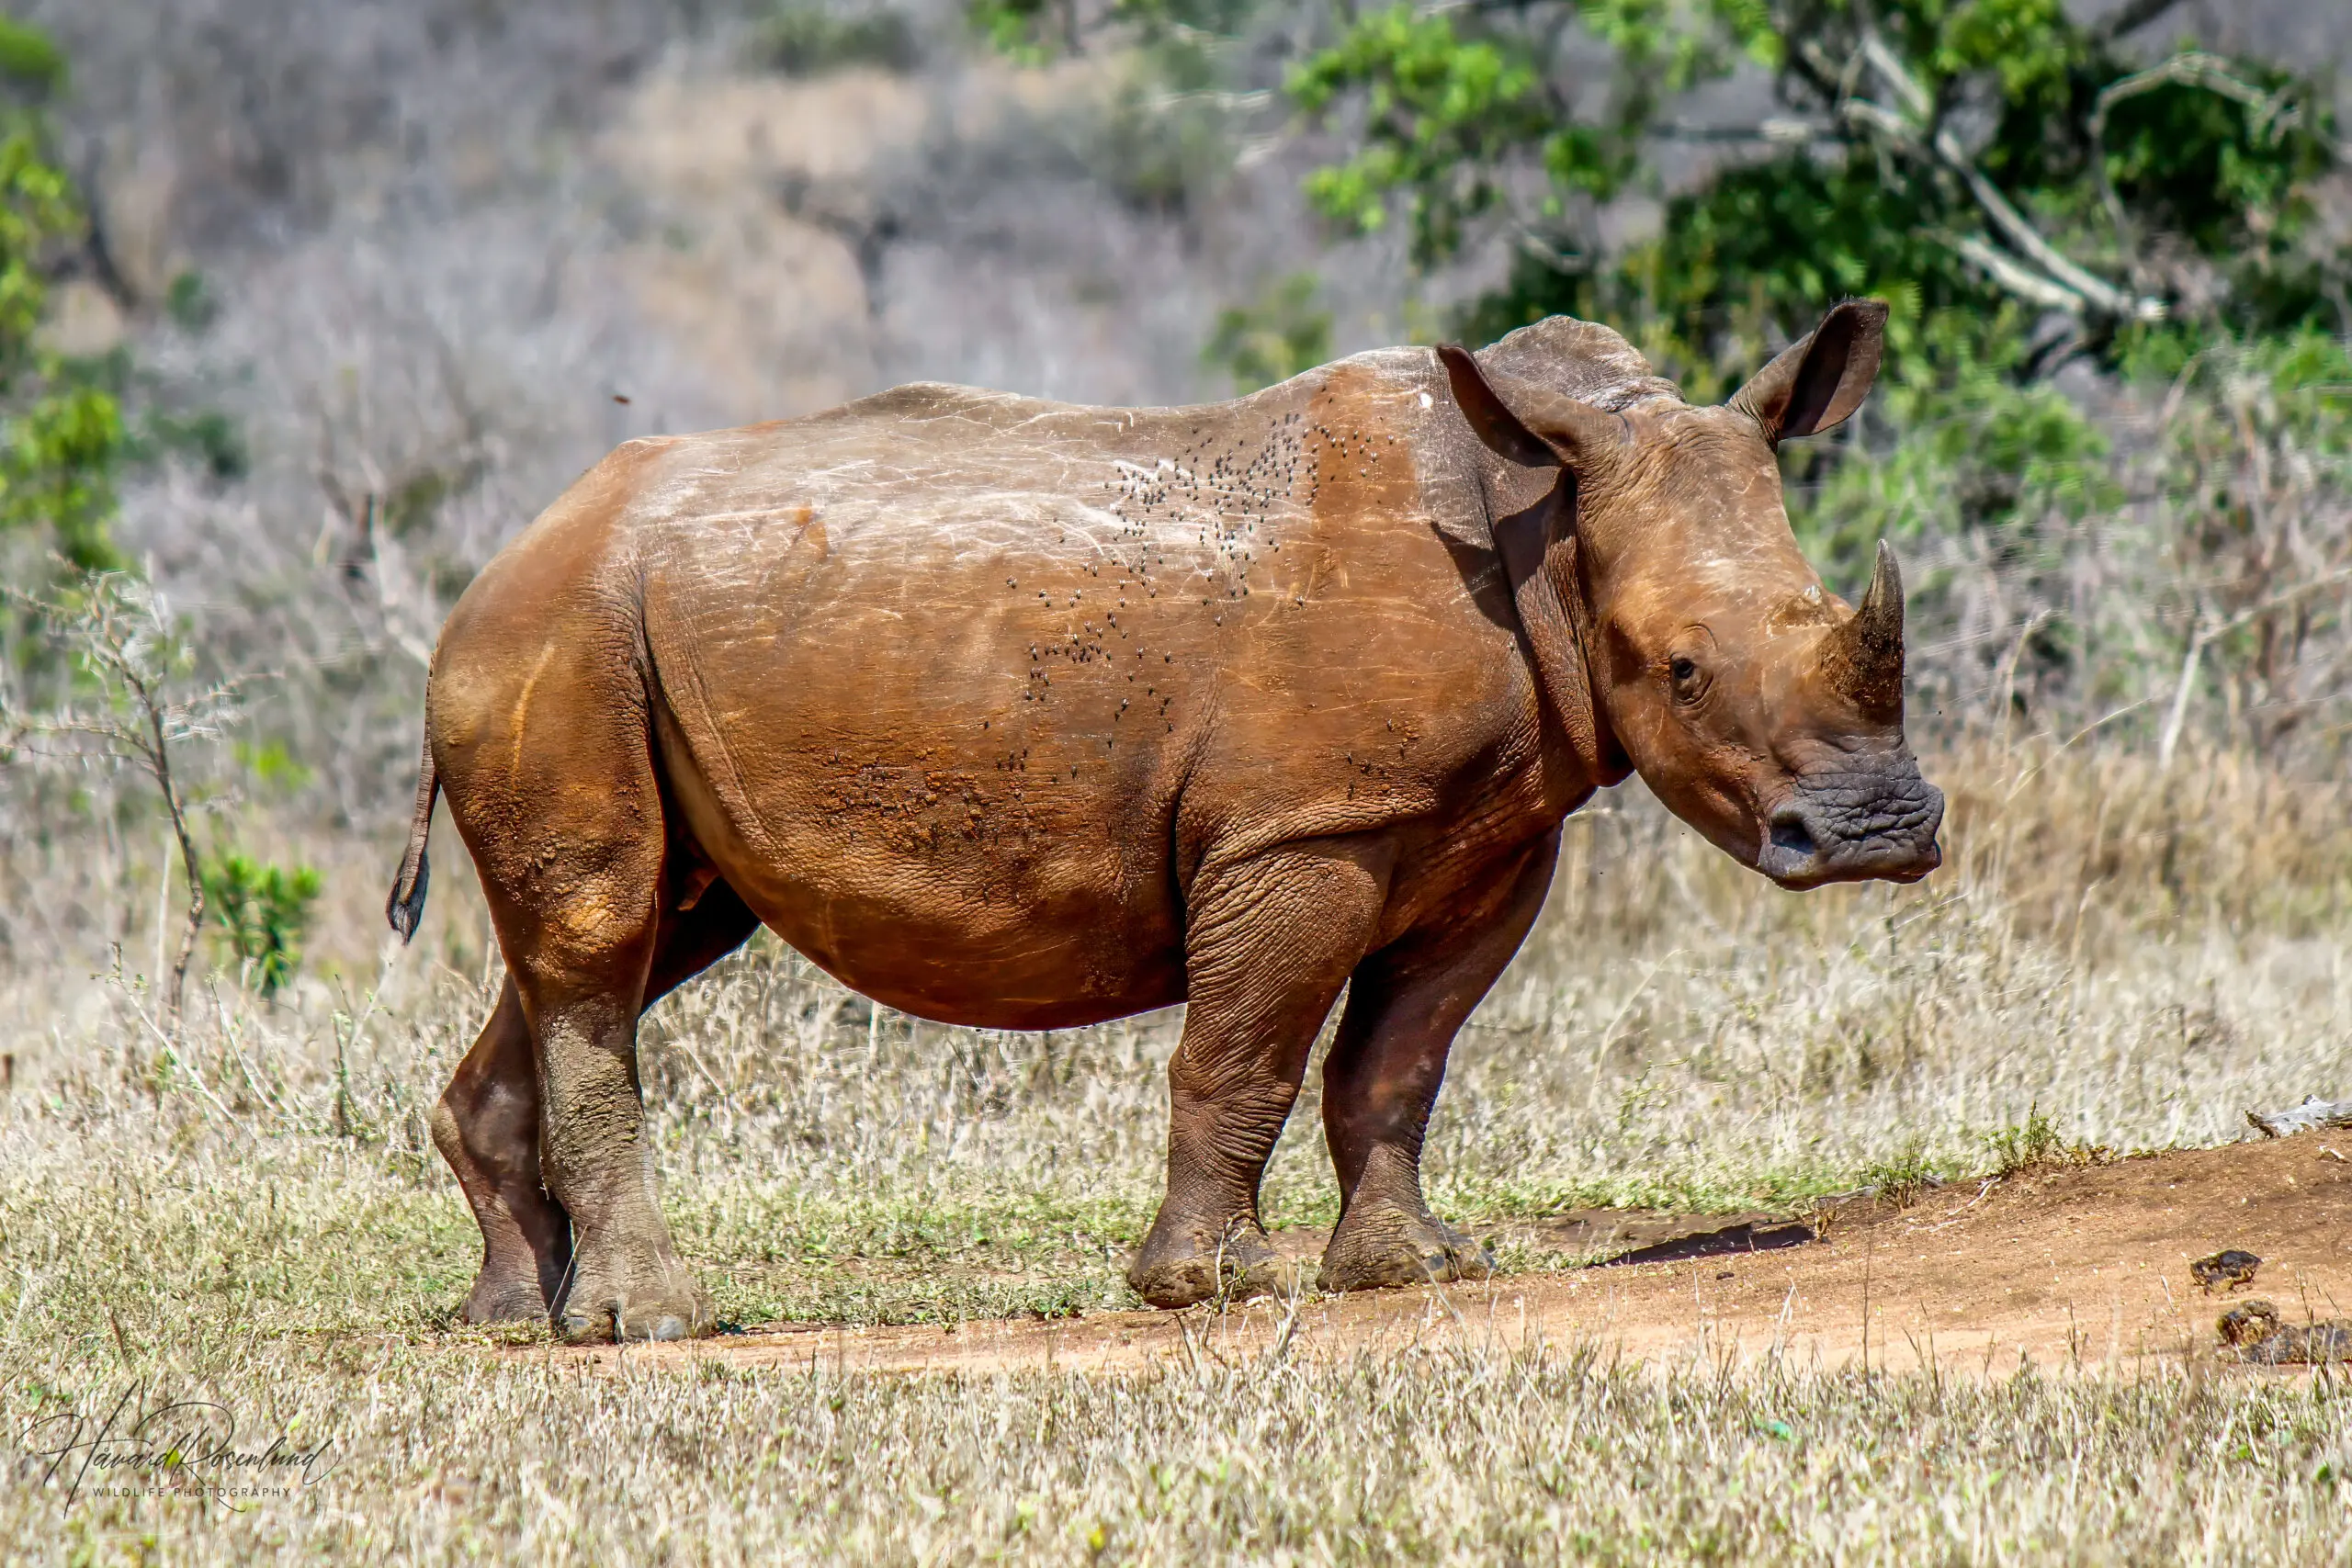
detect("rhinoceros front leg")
[1128,841,1389,1309]
[1317,830,1558,1293]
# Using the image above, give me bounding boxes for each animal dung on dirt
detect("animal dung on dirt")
[2191,1248,2262,1293]
[2217,1298,2279,1346]
[2216,1299,2352,1365]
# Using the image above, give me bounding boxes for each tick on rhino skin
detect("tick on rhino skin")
[386,302,1946,1342]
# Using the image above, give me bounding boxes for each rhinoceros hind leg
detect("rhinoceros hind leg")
[520,935,715,1345]
[1316,831,1556,1296]
[433,883,760,1330]
[431,976,573,1324]
[1128,841,1387,1309]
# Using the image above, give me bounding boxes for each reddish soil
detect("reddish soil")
[560,1131,2352,1378]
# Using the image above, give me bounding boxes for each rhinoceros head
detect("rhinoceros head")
[1442,300,1944,890]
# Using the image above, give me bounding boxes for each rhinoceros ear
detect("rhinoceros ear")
[1727,299,1887,443]
[1438,344,1629,474]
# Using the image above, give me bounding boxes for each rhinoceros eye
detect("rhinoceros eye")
[1668,657,1698,682]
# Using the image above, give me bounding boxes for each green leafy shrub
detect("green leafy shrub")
[1287,2,2343,507]
[201,852,323,997]
[1203,272,1330,392]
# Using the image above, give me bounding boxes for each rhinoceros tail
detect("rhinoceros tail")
[387,728,439,943]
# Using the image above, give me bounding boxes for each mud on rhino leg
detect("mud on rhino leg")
[1317,829,1558,1294]
[447,726,729,1338]
[430,886,761,1327]
[431,976,573,1324]
[526,877,767,1342]
[1128,841,1388,1310]
[499,886,719,1345]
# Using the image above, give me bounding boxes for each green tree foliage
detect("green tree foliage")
[0,22,123,572]
[1278,1,2352,745]
[1295,2,2341,369]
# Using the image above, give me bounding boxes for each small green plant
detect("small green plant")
[143,407,247,481]
[164,269,218,333]
[1984,1105,2114,1178]
[1860,1140,1942,1209]
[1203,273,1331,394]
[232,737,314,794]
[201,852,323,997]
[0,17,63,91]
[967,0,1253,62]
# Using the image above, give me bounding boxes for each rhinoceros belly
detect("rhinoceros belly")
[640,502,1230,1029]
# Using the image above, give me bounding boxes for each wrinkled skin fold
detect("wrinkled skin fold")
[389,303,1943,1341]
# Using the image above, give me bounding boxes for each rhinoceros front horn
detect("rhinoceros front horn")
[1823,539,1906,721]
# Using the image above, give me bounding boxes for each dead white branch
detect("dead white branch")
[1851,30,2165,322]
[2245,1097,2352,1138]
[2157,568,2352,765]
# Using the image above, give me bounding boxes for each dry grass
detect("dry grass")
[4,739,2351,1562]
[8,1342,2352,1563]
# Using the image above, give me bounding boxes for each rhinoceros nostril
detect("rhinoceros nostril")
[1768,807,1817,860]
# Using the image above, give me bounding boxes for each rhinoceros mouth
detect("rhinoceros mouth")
[1757,767,1945,889]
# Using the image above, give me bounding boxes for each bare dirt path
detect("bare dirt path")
[552,1132,2352,1378]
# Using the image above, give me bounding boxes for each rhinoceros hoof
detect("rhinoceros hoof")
[1317,1213,1494,1294]
[1128,1215,1306,1310]
[463,1275,553,1325]
[555,1277,715,1343]
[1130,1253,1308,1310]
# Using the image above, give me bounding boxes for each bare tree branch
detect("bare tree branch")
[1,577,246,1029]
[2158,568,2352,766]
[1954,235,2089,313]
[2089,0,2188,45]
